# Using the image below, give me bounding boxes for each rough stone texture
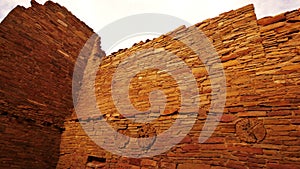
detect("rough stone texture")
[1,1,300,169]
[58,4,300,169]
[236,118,266,143]
[0,1,104,168]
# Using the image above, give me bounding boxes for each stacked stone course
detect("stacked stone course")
[59,4,300,169]
[0,1,299,169]
[0,1,104,168]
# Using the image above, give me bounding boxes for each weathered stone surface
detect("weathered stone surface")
[59,4,300,168]
[236,118,266,143]
[257,14,286,26]
[0,1,104,168]
[177,163,210,169]
[1,1,300,169]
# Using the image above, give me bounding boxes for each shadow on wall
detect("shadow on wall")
[0,1,104,168]
[0,114,62,168]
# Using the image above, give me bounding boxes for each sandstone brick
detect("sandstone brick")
[267,110,292,116]
[238,111,266,117]
[228,145,263,155]
[291,118,300,125]
[220,114,237,123]
[266,163,299,169]
[260,22,286,32]
[204,137,225,144]
[221,53,238,62]
[160,162,176,169]
[225,160,247,169]
[257,14,286,26]
[177,163,210,169]
[129,158,141,166]
[200,144,227,150]
[141,159,157,167]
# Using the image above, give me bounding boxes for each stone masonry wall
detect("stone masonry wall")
[0,1,299,169]
[0,1,104,168]
[59,4,300,169]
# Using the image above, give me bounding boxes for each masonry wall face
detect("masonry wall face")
[59,4,300,169]
[0,2,299,169]
[0,1,103,168]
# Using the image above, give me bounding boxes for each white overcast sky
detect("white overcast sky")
[1,0,300,53]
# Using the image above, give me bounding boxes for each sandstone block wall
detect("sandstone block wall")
[59,4,300,169]
[0,1,104,168]
[0,1,299,169]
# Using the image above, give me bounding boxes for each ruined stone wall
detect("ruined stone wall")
[0,1,299,169]
[0,1,104,168]
[59,4,300,169]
